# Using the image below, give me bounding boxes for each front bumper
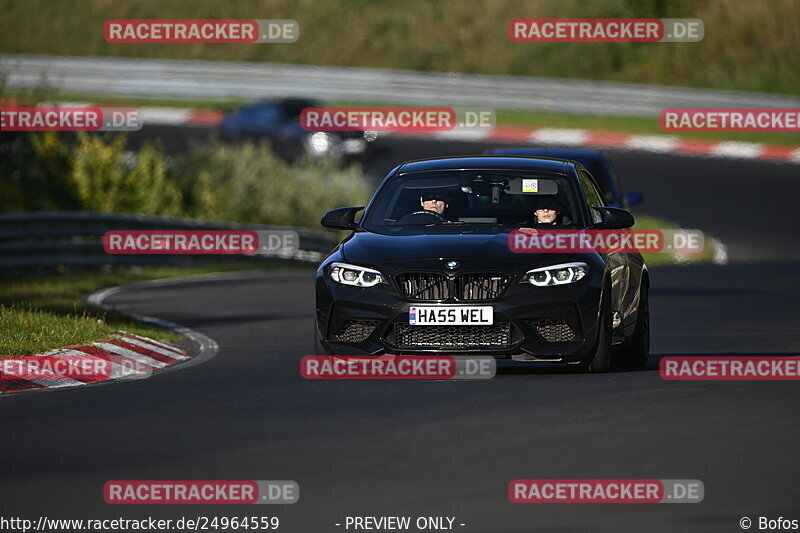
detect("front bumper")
[315,269,603,363]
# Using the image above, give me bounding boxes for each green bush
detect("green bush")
[0,131,183,216]
[0,130,372,228]
[69,134,182,215]
[173,140,371,226]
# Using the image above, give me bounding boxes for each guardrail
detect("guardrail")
[3,54,799,117]
[0,211,339,268]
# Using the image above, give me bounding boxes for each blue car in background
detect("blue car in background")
[485,147,643,209]
[220,98,375,162]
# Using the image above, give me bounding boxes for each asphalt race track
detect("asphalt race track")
[2,132,799,532]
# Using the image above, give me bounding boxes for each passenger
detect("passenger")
[532,197,562,225]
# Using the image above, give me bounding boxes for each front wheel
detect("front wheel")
[579,284,612,373]
[613,279,650,369]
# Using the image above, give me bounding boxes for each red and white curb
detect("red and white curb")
[395,127,800,165]
[24,101,224,127]
[137,106,224,127]
[0,276,221,395]
[132,105,800,165]
[15,99,799,163]
[30,101,800,165]
[0,332,188,394]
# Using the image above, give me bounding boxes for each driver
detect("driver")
[395,192,449,224]
[531,196,562,225]
[419,192,448,216]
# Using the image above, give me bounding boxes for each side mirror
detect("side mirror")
[626,191,644,206]
[592,207,635,229]
[321,206,365,230]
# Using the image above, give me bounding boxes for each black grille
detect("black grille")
[396,272,510,301]
[394,323,511,348]
[455,273,511,301]
[335,320,379,342]
[529,320,576,342]
[396,273,449,300]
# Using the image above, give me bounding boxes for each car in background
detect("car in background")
[485,147,643,209]
[315,156,650,372]
[220,98,375,162]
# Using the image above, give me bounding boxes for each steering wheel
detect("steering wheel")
[397,210,447,224]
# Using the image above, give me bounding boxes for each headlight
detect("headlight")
[329,262,385,287]
[308,132,332,154]
[521,262,588,287]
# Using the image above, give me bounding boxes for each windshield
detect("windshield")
[362,170,584,233]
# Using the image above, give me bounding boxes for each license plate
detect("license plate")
[409,306,493,326]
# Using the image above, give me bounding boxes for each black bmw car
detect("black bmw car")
[315,156,649,372]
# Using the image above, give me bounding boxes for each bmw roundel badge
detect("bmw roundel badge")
[446,261,460,270]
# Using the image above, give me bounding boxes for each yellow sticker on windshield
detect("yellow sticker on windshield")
[522,179,538,192]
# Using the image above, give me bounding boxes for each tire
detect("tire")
[614,279,650,369]
[314,322,329,355]
[580,282,612,373]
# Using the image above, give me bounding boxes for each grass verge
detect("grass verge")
[336,100,800,147]
[493,109,800,148]
[0,264,303,356]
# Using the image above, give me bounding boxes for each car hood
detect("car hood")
[340,230,587,271]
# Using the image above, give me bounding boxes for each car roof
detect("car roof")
[396,155,576,175]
